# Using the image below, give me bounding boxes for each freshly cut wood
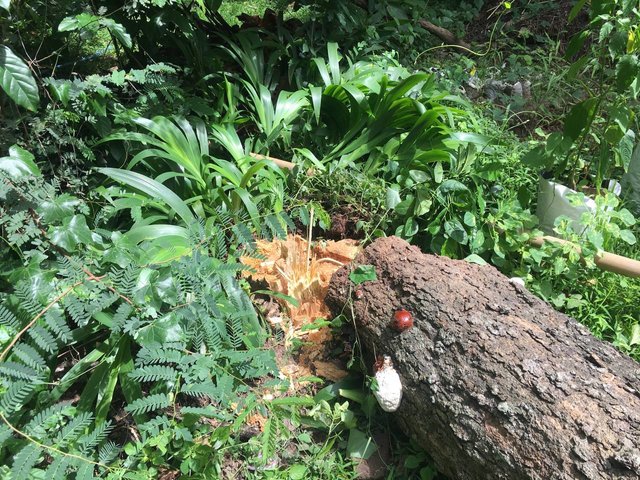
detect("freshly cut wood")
[326,236,640,480]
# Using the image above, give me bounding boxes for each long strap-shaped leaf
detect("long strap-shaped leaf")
[99,168,196,225]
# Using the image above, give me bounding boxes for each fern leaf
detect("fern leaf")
[98,440,119,464]
[55,411,93,447]
[109,265,140,297]
[265,213,287,239]
[44,309,72,342]
[15,283,43,316]
[78,421,113,454]
[65,296,90,326]
[24,402,73,437]
[261,417,276,464]
[0,380,37,414]
[0,361,42,380]
[0,304,20,329]
[28,325,58,353]
[46,455,72,480]
[180,406,229,420]
[128,365,177,383]
[0,423,13,450]
[11,444,41,479]
[124,393,170,415]
[11,343,47,369]
[181,382,221,402]
[232,222,256,251]
[87,292,118,315]
[73,460,95,480]
[111,303,133,333]
[136,346,184,366]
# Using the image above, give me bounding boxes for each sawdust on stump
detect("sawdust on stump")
[241,235,359,387]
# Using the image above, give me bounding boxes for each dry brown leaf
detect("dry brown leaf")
[313,360,349,382]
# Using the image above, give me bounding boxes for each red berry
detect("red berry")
[354,288,364,299]
[392,309,413,331]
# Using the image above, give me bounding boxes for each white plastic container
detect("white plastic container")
[536,177,597,235]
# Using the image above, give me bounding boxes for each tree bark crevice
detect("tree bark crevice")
[326,236,640,480]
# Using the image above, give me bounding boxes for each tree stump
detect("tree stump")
[325,236,640,480]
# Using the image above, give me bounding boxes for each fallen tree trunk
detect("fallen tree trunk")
[326,236,640,480]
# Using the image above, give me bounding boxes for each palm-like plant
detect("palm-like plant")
[99,116,287,231]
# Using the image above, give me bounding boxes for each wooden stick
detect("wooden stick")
[531,235,640,278]
[250,152,295,170]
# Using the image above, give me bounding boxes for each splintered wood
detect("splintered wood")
[241,235,359,384]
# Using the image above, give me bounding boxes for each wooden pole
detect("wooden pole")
[531,235,640,278]
[250,152,295,170]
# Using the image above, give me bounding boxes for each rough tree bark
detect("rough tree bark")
[326,236,640,480]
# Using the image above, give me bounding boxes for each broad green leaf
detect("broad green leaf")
[49,215,93,252]
[0,145,41,177]
[347,429,377,459]
[386,186,401,209]
[59,14,92,31]
[349,265,377,285]
[101,19,132,49]
[615,54,638,93]
[0,45,40,111]
[39,193,82,222]
[619,229,636,245]
[563,98,597,141]
[464,254,487,265]
[99,168,196,225]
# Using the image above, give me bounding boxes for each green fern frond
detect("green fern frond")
[24,402,73,437]
[11,443,42,479]
[136,346,184,366]
[44,309,72,343]
[232,222,256,251]
[0,361,43,381]
[15,283,44,317]
[73,460,95,480]
[201,316,226,352]
[111,303,133,333]
[181,382,221,402]
[124,394,171,415]
[261,417,276,464]
[0,423,12,450]
[109,265,140,297]
[65,296,91,327]
[45,455,73,480]
[228,314,244,349]
[0,380,38,414]
[179,406,228,420]
[55,411,93,447]
[97,440,119,464]
[265,213,287,239]
[87,292,118,316]
[11,343,47,369]
[0,304,20,330]
[128,365,177,383]
[28,325,58,353]
[78,421,113,454]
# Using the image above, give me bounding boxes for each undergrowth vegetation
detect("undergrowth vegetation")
[0,0,638,478]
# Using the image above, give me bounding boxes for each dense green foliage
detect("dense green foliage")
[0,0,639,478]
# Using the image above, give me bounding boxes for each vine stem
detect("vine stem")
[0,281,82,362]
[0,412,121,473]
